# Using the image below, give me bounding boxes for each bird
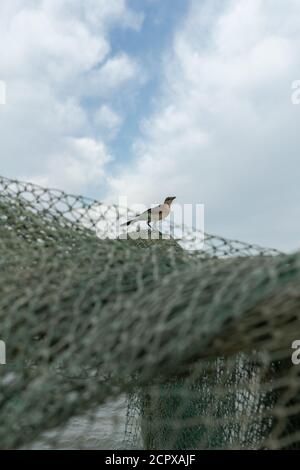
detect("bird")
[122,197,176,229]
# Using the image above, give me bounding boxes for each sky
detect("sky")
[0,0,300,252]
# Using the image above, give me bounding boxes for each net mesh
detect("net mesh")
[1,174,300,450]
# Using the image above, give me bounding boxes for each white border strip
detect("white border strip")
[0,340,6,365]
[0,80,6,105]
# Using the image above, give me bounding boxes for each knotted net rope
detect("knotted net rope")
[0,174,299,449]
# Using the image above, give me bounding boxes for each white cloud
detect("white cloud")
[0,1,110,81]
[81,0,144,31]
[27,137,112,192]
[94,105,123,138]
[84,54,143,98]
[107,0,300,251]
[0,0,142,193]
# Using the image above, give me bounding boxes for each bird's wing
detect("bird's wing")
[135,206,156,221]
[122,205,163,225]
[132,204,164,222]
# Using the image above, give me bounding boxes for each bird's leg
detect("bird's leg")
[147,212,152,230]
[155,222,163,237]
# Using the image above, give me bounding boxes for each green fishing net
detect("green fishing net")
[0,174,300,450]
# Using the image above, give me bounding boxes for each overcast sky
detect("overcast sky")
[0,0,300,252]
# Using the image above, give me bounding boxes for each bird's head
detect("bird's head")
[164,196,176,206]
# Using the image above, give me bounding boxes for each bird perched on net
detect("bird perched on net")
[122,197,176,229]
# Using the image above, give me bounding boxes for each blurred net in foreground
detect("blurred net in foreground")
[0,174,300,450]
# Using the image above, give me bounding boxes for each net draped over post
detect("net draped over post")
[0,174,300,450]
